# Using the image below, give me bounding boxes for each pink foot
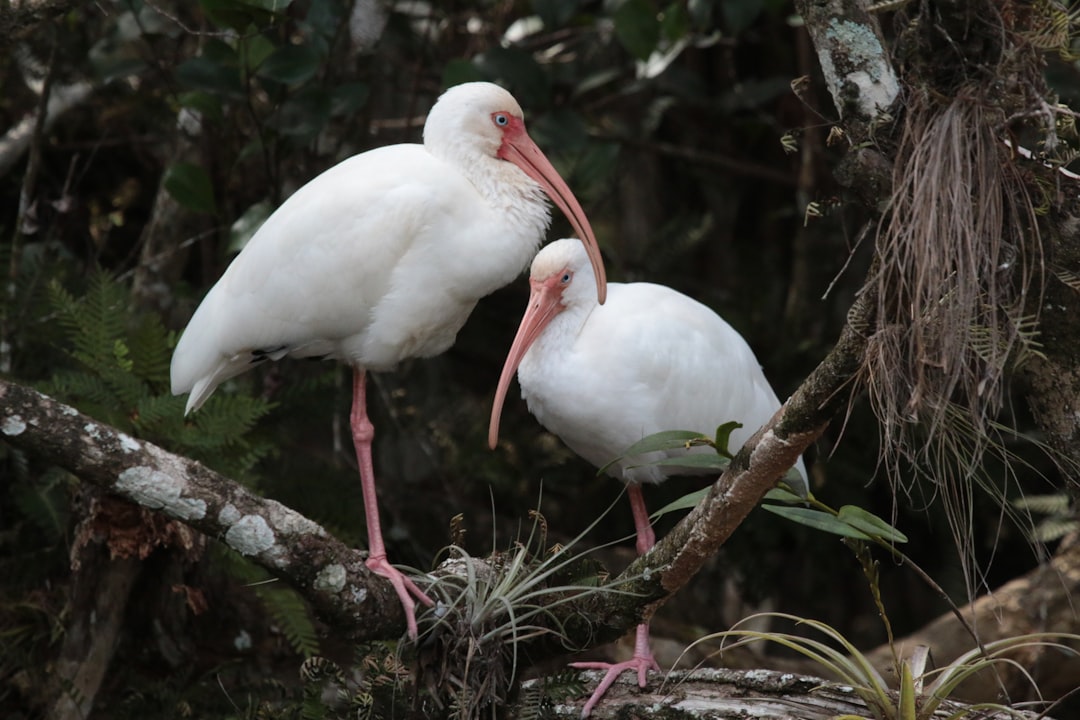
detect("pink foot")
[569,624,660,717]
[366,554,434,641]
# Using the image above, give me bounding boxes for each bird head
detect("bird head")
[488,239,595,449]
[425,82,607,305]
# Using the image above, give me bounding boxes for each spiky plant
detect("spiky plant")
[416,505,642,720]
[684,611,1074,720]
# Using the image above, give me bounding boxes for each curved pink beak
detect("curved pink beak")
[488,275,566,449]
[500,133,607,305]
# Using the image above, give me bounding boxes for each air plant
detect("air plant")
[415,498,648,720]
[680,612,1077,720]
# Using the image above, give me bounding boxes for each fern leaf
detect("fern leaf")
[253,583,320,658]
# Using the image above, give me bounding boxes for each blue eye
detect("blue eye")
[494,113,509,126]
[561,272,571,284]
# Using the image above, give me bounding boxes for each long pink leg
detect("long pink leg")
[569,483,661,717]
[351,369,434,640]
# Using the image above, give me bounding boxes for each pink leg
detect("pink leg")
[351,369,434,640]
[627,483,656,555]
[569,484,661,717]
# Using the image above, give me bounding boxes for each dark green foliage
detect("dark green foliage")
[42,270,274,479]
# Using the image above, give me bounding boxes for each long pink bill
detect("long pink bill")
[501,135,607,305]
[488,276,566,449]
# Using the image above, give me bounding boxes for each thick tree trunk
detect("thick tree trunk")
[863,534,1080,704]
[518,668,1044,719]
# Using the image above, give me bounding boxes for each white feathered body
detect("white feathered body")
[171,140,548,413]
[517,278,806,487]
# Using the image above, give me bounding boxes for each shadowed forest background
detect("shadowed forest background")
[4,0,1080,718]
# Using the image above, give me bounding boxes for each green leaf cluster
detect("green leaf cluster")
[41,271,274,479]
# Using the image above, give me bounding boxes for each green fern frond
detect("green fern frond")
[185,395,275,448]
[253,582,320,659]
[126,313,174,385]
[132,393,189,431]
[212,547,321,660]
[1053,264,1080,293]
[1012,493,1072,515]
[1034,517,1080,542]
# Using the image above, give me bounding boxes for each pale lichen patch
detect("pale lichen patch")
[118,433,141,453]
[2,415,26,436]
[818,18,899,118]
[233,629,252,651]
[315,564,347,593]
[117,466,207,520]
[265,499,326,537]
[84,422,104,441]
[225,514,275,556]
[218,503,241,526]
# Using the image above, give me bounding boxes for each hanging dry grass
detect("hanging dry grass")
[858,1,1056,589]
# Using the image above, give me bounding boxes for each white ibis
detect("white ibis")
[170,83,607,641]
[488,238,807,717]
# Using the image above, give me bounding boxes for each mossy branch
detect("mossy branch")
[0,377,413,641]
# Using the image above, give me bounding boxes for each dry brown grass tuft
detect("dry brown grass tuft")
[858,1,1058,589]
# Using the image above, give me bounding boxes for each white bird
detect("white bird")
[170,83,607,641]
[488,238,807,717]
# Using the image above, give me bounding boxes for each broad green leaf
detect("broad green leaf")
[567,141,620,195]
[533,0,580,27]
[264,87,331,139]
[330,82,370,117]
[614,0,660,60]
[688,0,714,27]
[780,466,810,499]
[473,47,549,108]
[530,109,589,153]
[177,91,224,122]
[597,429,707,476]
[257,44,322,86]
[305,0,345,41]
[443,60,486,88]
[241,34,276,70]
[837,505,908,543]
[713,421,743,458]
[199,0,282,30]
[163,162,216,214]
[761,505,873,540]
[176,55,244,98]
[720,0,765,33]
[764,486,804,503]
[228,201,273,254]
[651,488,709,518]
[240,0,294,10]
[575,68,622,96]
[627,453,730,471]
[620,430,710,457]
[660,2,690,43]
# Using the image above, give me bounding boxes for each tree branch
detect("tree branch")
[520,668,1040,719]
[793,0,899,131]
[0,378,415,640]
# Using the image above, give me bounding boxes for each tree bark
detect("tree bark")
[516,668,1044,719]
[0,0,83,44]
[0,378,417,640]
